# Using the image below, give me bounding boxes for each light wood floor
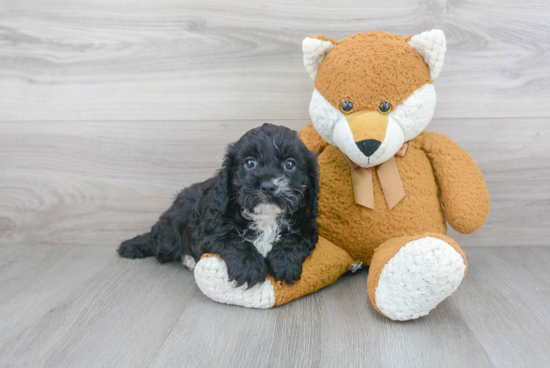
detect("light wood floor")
[0,245,549,367]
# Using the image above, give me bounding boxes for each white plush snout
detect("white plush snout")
[332,116,405,168]
[309,83,437,166]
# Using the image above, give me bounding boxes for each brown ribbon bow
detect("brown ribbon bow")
[344,142,409,210]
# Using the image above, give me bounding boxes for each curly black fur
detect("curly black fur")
[118,123,319,287]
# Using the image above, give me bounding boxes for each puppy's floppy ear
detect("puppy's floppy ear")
[204,142,237,219]
[304,147,320,219]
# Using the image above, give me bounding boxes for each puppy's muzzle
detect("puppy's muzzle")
[257,177,298,212]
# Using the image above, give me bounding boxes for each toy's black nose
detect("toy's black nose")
[356,139,381,157]
[260,181,277,194]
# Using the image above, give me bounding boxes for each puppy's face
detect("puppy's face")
[227,124,318,216]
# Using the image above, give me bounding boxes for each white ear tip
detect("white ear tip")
[302,37,313,52]
[433,29,445,42]
[409,29,446,80]
[302,37,335,80]
[302,37,322,57]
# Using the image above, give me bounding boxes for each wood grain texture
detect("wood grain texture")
[430,118,550,246]
[1,0,549,246]
[2,119,548,247]
[1,1,549,366]
[1,0,549,121]
[0,245,549,367]
[0,120,306,246]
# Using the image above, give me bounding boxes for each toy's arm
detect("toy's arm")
[420,131,490,234]
[298,124,329,154]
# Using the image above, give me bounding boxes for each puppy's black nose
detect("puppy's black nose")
[356,139,381,157]
[260,181,277,194]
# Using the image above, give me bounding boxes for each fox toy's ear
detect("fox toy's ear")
[302,36,337,80]
[408,29,446,79]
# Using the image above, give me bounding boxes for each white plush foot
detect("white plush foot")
[194,256,276,309]
[375,237,466,321]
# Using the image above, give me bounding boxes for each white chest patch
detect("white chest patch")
[242,204,284,257]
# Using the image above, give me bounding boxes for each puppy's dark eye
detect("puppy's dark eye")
[378,101,392,114]
[244,158,257,170]
[341,100,354,114]
[284,159,296,171]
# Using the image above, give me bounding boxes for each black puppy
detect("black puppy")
[118,123,319,287]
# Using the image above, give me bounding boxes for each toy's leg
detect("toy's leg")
[194,236,357,308]
[367,233,467,321]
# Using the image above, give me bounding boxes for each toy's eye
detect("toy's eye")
[244,158,257,170]
[378,101,392,114]
[340,100,354,114]
[284,159,296,171]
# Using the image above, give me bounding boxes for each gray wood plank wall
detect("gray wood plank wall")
[1,0,549,247]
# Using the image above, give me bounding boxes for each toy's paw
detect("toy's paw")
[374,237,466,321]
[194,255,276,309]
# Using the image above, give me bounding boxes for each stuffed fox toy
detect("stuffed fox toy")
[193,29,490,321]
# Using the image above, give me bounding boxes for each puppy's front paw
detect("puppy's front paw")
[226,253,268,288]
[268,258,302,285]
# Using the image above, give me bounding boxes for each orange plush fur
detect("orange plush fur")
[299,129,489,264]
[313,32,431,112]
[270,30,490,318]
[197,30,490,320]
